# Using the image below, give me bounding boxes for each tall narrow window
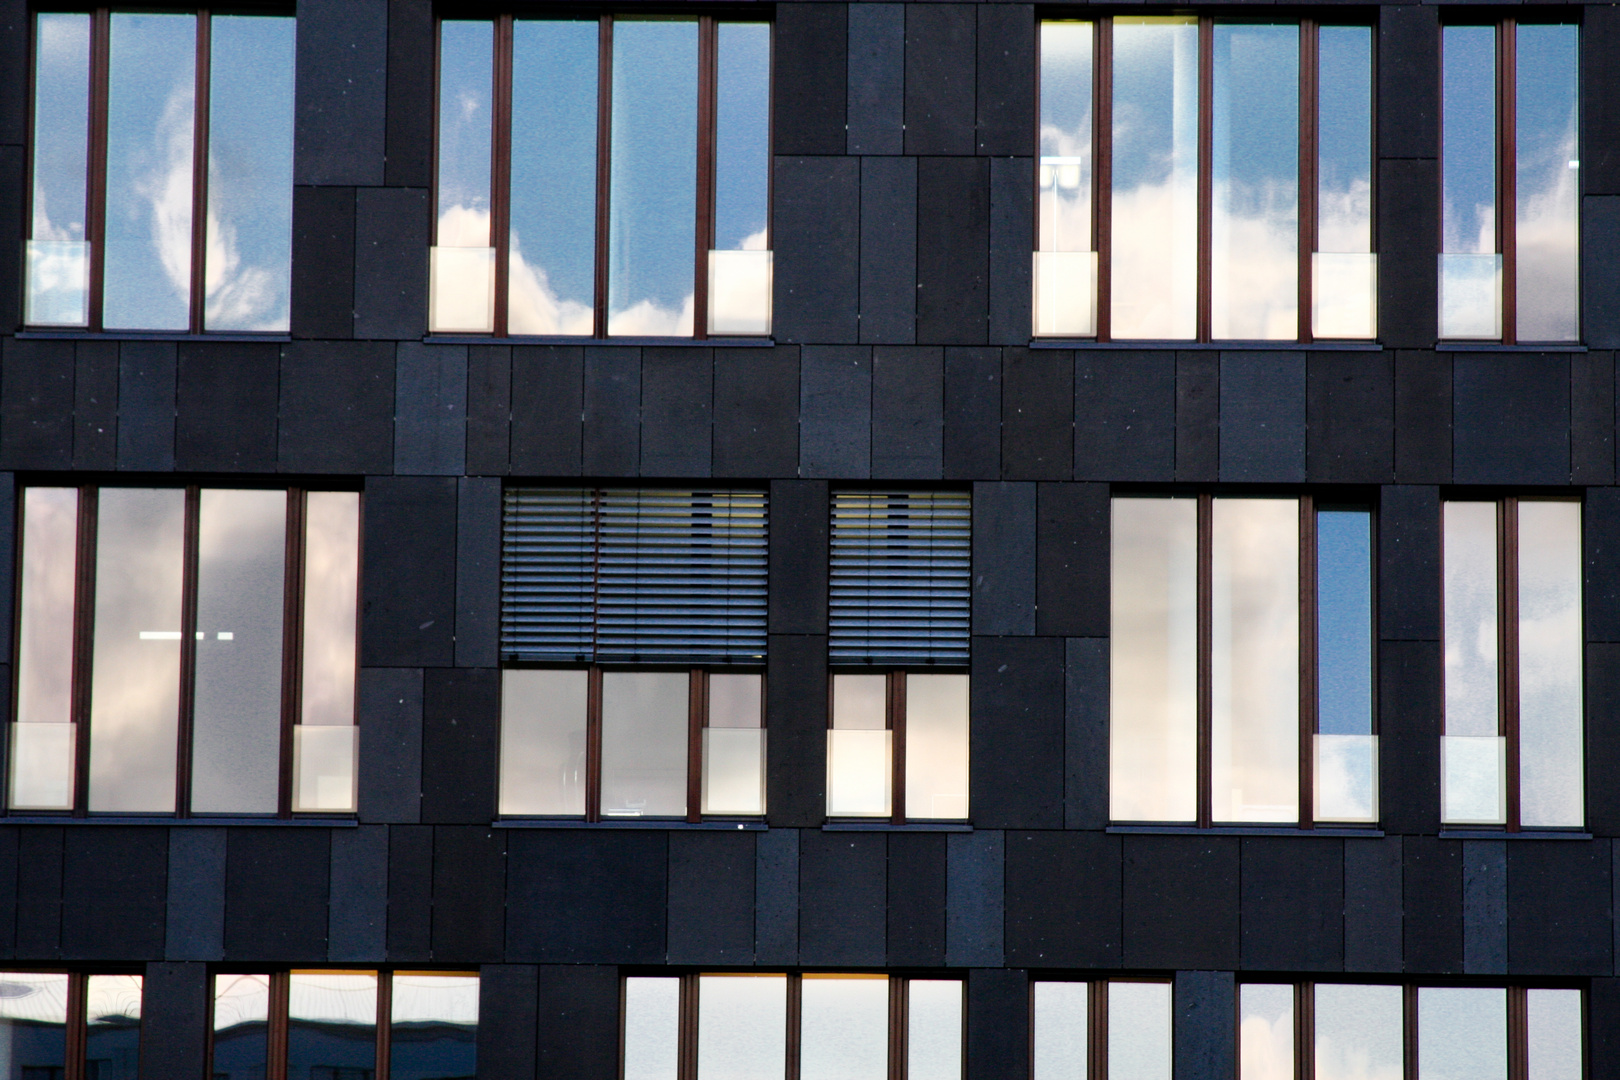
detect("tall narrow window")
[431,16,772,339]
[0,973,142,1080]
[24,10,295,331]
[8,486,360,817]
[1035,19,1375,342]
[1440,21,1579,342]
[1032,980,1174,1080]
[499,488,768,820]
[1110,495,1376,826]
[1442,498,1583,829]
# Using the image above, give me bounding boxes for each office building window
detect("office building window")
[1032,980,1173,1080]
[9,487,360,817]
[499,488,767,820]
[1035,18,1375,342]
[431,15,771,338]
[211,971,478,1080]
[623,974,962,1079]
[0,973,141,1080]
[1440,21,1579,342]
[1442,498,1583,829]
[828,491,971,823]
[25,9,295,332]
[1110,495,1376,826]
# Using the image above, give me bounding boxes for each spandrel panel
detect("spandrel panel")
[1418,987,1506,1080]
[1033,982,1088,1080]
[1313,984,1402,1080]
[907,980,963,1080]
[1039,21,1094,254]
[1110,498,1198,822]
[1526,989,1582,1080]
[509,20,598,335]
[212,974,271,1080]
[301,492,360,727]
[1443,502,1499,738]
[600,671,689,817]
[697,975,786,1080]
[801,976,888,1080]
[905,674,970,820]
[89,488,185,813]
[624,977,680,1080]
[1240,984,1294,1080]
[714,24,770,252]
[436,22,494,248]
[190,489,286,815]
[1210,22,1298,340]
[1516,500,1583,828]
[1317,26,1373,255]
[0,973,68,1079]
[608,19,698,337]
[85,975,142,1080]
[500,669,589,816]
[27,14,91,326]
[390,973,479,1080]
[205,16,295,331]
[102,13,196,331]
[1108,982,1172,1080]
[1442,27,1497,259]
[287,972,378,1080]
[1515,25,1579,342]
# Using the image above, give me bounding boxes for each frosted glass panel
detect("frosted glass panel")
[907,980,962,1080]
[1240,984,1293,1080]
[1033,982,1088,1080]
[1033,251,1098,337]
[708,250,772,335]
[801,976,888,1080]
[1315,735,1378,823]
[1039,21,1094,255]
[600,670,688,817]
[703,729,765,815]
[1444,502,1499,737]
[501,669,588,816]
[1516,501,1583,827]
[828,730,892,817]
[292,724,357,812]
[1418,987,1506,1080]
[430,246,495,333]
[1515,25,1579,342]
[301,492,360,728]
[698,975,786,1080]
[1443,735,1506,825]
[624,977,680,1080]
[1108,982,1172,1080]
[1313,253,1377,339]
[834,674,887,729]
[906,674,969,820]
[1526,989,1582,1080]
[10,723,76,811]
[1314,984,1402,1080]
[1440,253,1503,340]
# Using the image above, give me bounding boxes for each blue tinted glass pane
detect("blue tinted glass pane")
[437,21,493,247]
[1317,26,1372,253]
[1317,510,1372,736]
[1515,24,1579,341]
[31,14,90,243]
[1442,26,1496,255]
[714,23,770,251]
[390,974,479,1080]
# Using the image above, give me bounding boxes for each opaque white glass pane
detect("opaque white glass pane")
[27,14,91,326]
[1440,253,1503,340]
[1240,984,1293,1080]
[1526,989,1582,1080]
[1039,21,1094,254]
[1443,27,1497,257]
[301,492,360,728]
[86,974,142,1080]
[1444,502,1498,737]
[89,488,185,813]
[205,15,294,331]
[1517,500,1583,827]
[1211,499,1298,823]
[708,249,772,335]
[1515,25,1579,342]
[1317,26,1373,255]
[1211,23,1298,340]
[801,976,888,1080]
[624,978,680,1080]
[601,671,688,817]
[828,729,892,817]
[102,13,195,331]
[436,22,493,248]
[714,24,770,253]
[703,729,765,815]
[500,669,588,815]
[16,489,79,728]
[1312,252,1377,339]
[191,489,285,815]
[1108,982,1172,1080]
[25,241,90,327]
[292,724,357,812]
[1314,984,1402,1080]
[697,975,786,1080]
[1033,982,1088,1080]
[1110,498,1197,821]
[430,246,495,333]
[1443,735,1506,824]
[905,674,969,820]
[1111,17,1198,340]
[1315,735,1378,823]
[1418,987,1506,1080]
[10,723,76,810]
[1033,251,1098,337]
[908,981,963,1080]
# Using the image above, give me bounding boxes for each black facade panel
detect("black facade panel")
[1462,840,1506,976]
[291,186,356,341]
[293,0,387,186]
[1001,348,1072,481]
[384,0,434,189]
[1175,352,1219,483]
[1585,198,1620,347]
[1573,351,1615,485]
[1073,351,1176,483]
[887,832,947,967]
[73,340,119,471]
[905,4,976,157]
[1174,971,1236,1080]
[944,347,1002,480]
[756,828,800,966]
[917,158,990,345]
[847,3,904,156]
[1380,640,1443,838]
[970,636,1065,829]
[0,338,72,470]
[510,346,583,477]
[1035,482,1108,638]
[988,157,1034,346]
[1377,159,1440,349]
[976,6,1033,157]
[360,476,457,667]
[1589,645,1620,834]
[61,827,165,961]
[166,828,226,963]
[1452,354,1571,486]
[431,826,506,962]
[972,480,1036,637]
[775,157,861,344]
[945,831,1004,967]
[799,830,886,966]
[138,963,209,1080]
[16,826,62,960]
[1591,979,1620,1080]
[1343,837,1404,974]
[714,347,800,479]
[116,341,176,472]
[582,346,641,477]
[224,829,330,963]
[667,831,757,966]
[1122,835,1240,970]
[860,156,919,345]
[421,667,500,825]
[394,343,468,477]
[456,477,502,669]
[0,0,23,147]
[358,667,424,824]
[640,348,714,478]
[535,965,620,1080]
[1377,6,1439,162]
[1394,350,1452,484]
[1239,837,1344,973]
[1379,485,1441,642]
[278,341,394,475]
[174,342,279,473]
[388,824,433,962]
[872,347,945,480]
[767,482,830,637]
[1584,8,1620,196]
[1219,351,1306,483]
[506,830,668,964]
[476,965,538,1080]
[0,147,16,334]
[774,5,848,157]
[967,968,1029,1080]
[1507,842,1612,976]
[1064,637,1108,831]
[1004,831,1121,969]
[328,824,387,963]
[467,345,513,477]
[353,186,429,340]
[1403,835,1463,975]
[1306,351,1395,484]
[0,828,17,959]
[800,346,871,478]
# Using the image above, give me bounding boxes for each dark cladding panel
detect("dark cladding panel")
[1404,836,1463,975]
[224,829,330,963]
[860,156,917,346]
[1074,351,1175,483]
[1572,352,1614,485]
[456,477,501,669]
[535,965,620,1080]
[358,667,424,825]
[477,965,538,1080]
[1239,837,1343,973]
[988,157,1034,346]
[175,342,279,473]
[1123,835,1239,971]
[917,158,990,345]
[1219,351,1306,483]
[1378,159,1440,350]
[1035,482,1108,638]
[1065,637,1108,830]
[506,831,667,964]
[1344,837,1403,974]
[0,339,73,470]
[847,4,904,156]
[511,346,583,477]
[667,831,756,966]
[1307,351,1395,484]
[0,828,17,959]
[328,824,387,963]
[888,832,947,968]
[1175,971,1236,1080]
[768,482,830,637]
[944,347,1001,480]
[467,345,512,476]
[582,346,640,477]
[16,827,62,960]
[385,0,434,188]
[1379,486,1441,643]
[166,828,226,962]
[1394,351,1451,484]
[394,343,468,477]
[279,341,395,475]
[799,831,886,967]
[1377,6,1439,162]
[74,340,119,471]
[116,341,176,473]
[972,481,1036,637]
[640,348,713,478]
[388,825,433,963]
[61,827,165,961]
[291,186,356,340]
[353,186,429,340]
[774,5,847,156]
[1585,200,1620,348]
[431,826,506,961]
[1001,348,1072,481]
[1583,8,1620,196]
[970,637,1064,829]
[946,831,1004,968]
[756,827,800,966]
[976,6,1033,157]
[871,347,944,480]
[1005,831,1121,969]
[775,157,860,344]
[1175,352,1218,483]
[294,0,387,186]
[138,963,209,1080]
[905,4,975,157]
[1380,640,1442,838]
[1462,840,1507,976]
[1507,842,1611,976]
[800,346,872,479]
[967,969,1028,1080]
[714,347,799,479]
[1453,354,1570,486]
[421,668,500,825]
[1588,645,1620,834]
[360,477,457,668]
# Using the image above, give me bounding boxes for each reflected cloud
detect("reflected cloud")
[1212,178,1298,340]
[129,84,195,303]
[510,232,595,336]
[1240,1013,1293,1080]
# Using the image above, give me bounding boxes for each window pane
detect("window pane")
[89,488,185,813]
[501,669,589,815]
[1040,21,1093,253]
[205,16,294,331]
[13,489,79,811]
[1111,16,1199,340]
[830,674,891,817]
[1418,987,1506,1080]
[624,977,680,1080]
[1318,26,1373,254]
[1444,502,1499,736]
[390,973,479,1080]
[85,975,142,1080]
[905,674,969,820]
[102,13,196,331]
[1110,498,1198,821]
[715,24,770,252]
[191,490,286,815]
[908,981,962,1080]
[608,19,698,337]
[697,975,786,1080]
[1515,25,1579,342]
[437,22,493,248]
[1526,989,1582,1080]
[27,13,91,327]
[0,973,68,1077]
[601,670,689,817]
[1517,501,1583,827]
[1211,22,1298,340]
[704,672,764,815]
[213,974,271,1080]
[509,20,598,335]
[1211,499,1299,822]
[1314,984,1402,1080]
[1240,984,1293,1080]
[1033,982,1088,1080]
[801,976,888,1080]
[1443,27,1497,257]
[1108,982,1172,1080]
[301,492,360,727]
[288,972,378,1080]
[1318,510,1373,736]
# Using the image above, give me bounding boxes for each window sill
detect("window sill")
[1107,824,1384,838]
[1029,339,1384,351]
[492,818,768,830]
[2,815,357,826]
[15,330,291,343]
[424,334,774,348]
[1437,829,1593,841]
[823,821,973,832]
[1434,343,1587,352]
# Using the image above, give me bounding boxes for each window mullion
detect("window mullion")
[268,972,291,1080]
[70,487,98,817]
[376,971,394,1080]
[189,11,211,334]
[278,489,306,818]
[1297,981,1314,1080]
[1502,497,1521,830]
[890,671,906,826]
[1094,18,1113,343]
[1197,16,1214,343]
[63,972,87,1080]
[888,976,908,1080]
[87,9,111,332]
[687,668,705,822]
[1197,494,1213,828]
[1299,496,1317,830]
[175,487,202,817]
[587,664,604,821]
[593,16,613,339]
[492,15,514,337]
[1507,985,1529,1080]
[694,17,716,339]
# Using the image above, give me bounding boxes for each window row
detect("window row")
[0,971,141,1080]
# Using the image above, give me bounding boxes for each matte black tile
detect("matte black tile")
[859,158,916,344]
[799,831,886,966]
[506,830,667,963]
[1377,6,1439,162]
[1219,351,1306,483]
[360,477,457,667]
[1063,637,1109,832]
[971,481,1036,637]
[387,825,432,962]
[582,346,639,477]
[466,345,511,476]
[393,342,467,476]
[988,157,1034,346]
[905,4,976,156]
[1587,645,1620,834]
[847,4,904,155]
[431,826,505,961]
[945,830,1005,967]
[1036,482,1107,638]
[510,346,582,476]
[166,828,225,962]
[1582,199,1620,347]
[888,832,947,967]
[1582,9,1620,197]
[1379,485,1440,642]
[1174,971,1236,1080]
[15,827,61,960]
[1240,838,1343,972]
[1175,352,1218,483]
[294,0,387,186]
[1307,351,1395,483]
[774,5,847,156]
[117,341,176,472]
[1462,839,1507,976]
[971,636,1065,829]
[1404,835,1462,975]
[1344,837,1403,973]
[1122,835,1240,970]
[358,667,423,824]
[175,342,279,473]
[1380,640,1443,838]
[0,146,18,333]
[224,829,330,962]
[291,186,356,341]
[138,963,209,1080]
[944,347,1001,480]
[667,831,756,965]
[976,6,1033,156]
[799,345,871,478]
[421,667,500,825]
[1001,348,1072,481]
[0,338,72,471]
[1590,490,1620,647]
[384,0,434,188]
[640,347,713,477]
[766,635,828,828]
[775,157,860,344]
[535,965,620,1080]
[477,966,538,1080]
[0,1,25,145]
[61,828,165,961]
[1394,350,1451,484]
[756,828,800,966]
[1073,351,1176,483]
[1005,831,1121,968]
[768,482,829,637]
[1508,841,1612,976]
[917,158,990,345]
[1452,353,1570,485]
[0,828,18,959]
[1378,159,1440,350]
[1572,351,1614,485]
[278,341,394,475]
[456,477,501,669]
[967,969,1028,1080]
[328,824,387,963]
[872,347,943,479]
[713,346,799,478]
[353,186,429,340]
[1590,979,1620,1079]
[73,340,118,470]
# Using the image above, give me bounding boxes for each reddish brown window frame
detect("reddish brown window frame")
[1028,977,1174,1080]
[826,669,969,827]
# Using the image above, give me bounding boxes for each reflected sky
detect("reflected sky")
[301,492,360,727]
[1417,988,1506,1080]
[1318,27,1373,254]
[1515,25,1579,341]
[907,981,962,1080]
[437,21,492,249]
[1108,982,1172,1080]
[1443,502,1499,737]
[31,14,90,244]
[801,976,888,1080]
[1033,982,1088,1080]
[1515,500,1582,827]
[16,489,78,729]
[1039,22,1093,254]
[1240,985,1293,1080]
[1318,510,1372,736]
[697,976,786,1080]
[624,977,680,1080]
[1443,27,1496,256]
[600,670,687,816]
[714,24,770,252]
[1314,984,1402,1080]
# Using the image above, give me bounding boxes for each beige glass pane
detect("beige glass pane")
[500,669,588,816]
[430,246,495,333]
[908,980,962,1080]
[13,488,79,809]
[1108,982,1172,1080]
[213,974,271,1080]
[834,674,887,729]
[1516,501,1583,828]
[697,975,786,1080]
[1515,26,1580,342]
[710,674,762,727]
[624,977,681,1080]
[1110,498,1198,821]
[1240,984,1293,1080]
[1313,253,1378,339]
[1444,501,1499,737]
[1211,499,1299,823]
[1314,984,1402,1080]
[301,492,360,727]
[288,972,377,1079]
[1418,987,1506,1080]
[1526,989,1582,1080]
[801,976,888,1080]
[89,488,185,812]
[390,972,479,1080]
[828,729,892,817]
[601,670,688,817]
[292,724,357,812]
[1033,250,1098,337]
[85,974,142,1080]
[702,729,765,815]
[10,724,76,810]
[905,674,969,820]
[1033,982,1087,1080]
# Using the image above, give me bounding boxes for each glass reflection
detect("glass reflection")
[287,972,378,1080]
[609,20,698,337]
[1240,984,1293,1080]
[1036,21,1096,338]
[1211,22,1298,340]
[1314,984,1402,1080]
[1515,25,1579,342]
[1111,17,1198,340]
[1417,987,1506,1080]
[801,976,888,1080]
[13,489,79,811]
[1441,26,1499,339]
[102,13,196,331]
[1516,501,1583,828]
[212,973,271,1080]
[905,674,970,820]
[829,674,891,817]
[0,972,68,1079]
[1318,27,1373,256]
[907,980,962,1080]
[697,975,786,1080]
[703,673,764,816]
[509,20,598,335]
[1110,498,1197,821]
[431,21,495,334]
[1443,500,1503,824]
[27,13,91,327]
[1108,982,1172,1080]
[500,669,589,816]
[1317,508,1376,821]
[301,492,360,728]
[205,16,294,331]
[391,973,479,1080]
[85,975,142,1080]
[1033,982,1087,1080]
[709,26,772,340]
[600,671,688,817]
[191,490,286,815]
[624,977,680,1080]
[1526,989,1582,1080]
